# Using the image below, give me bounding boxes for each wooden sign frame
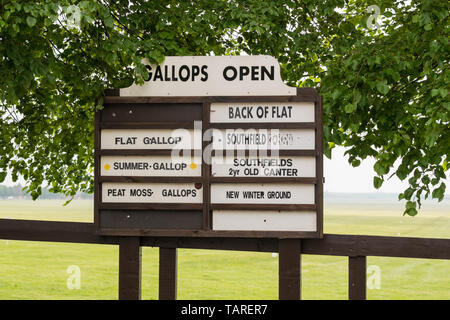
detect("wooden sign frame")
[94,88,323,238]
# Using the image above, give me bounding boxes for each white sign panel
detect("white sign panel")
[101,129,201,150]
[211,183,314,204]
[102,183,203,203]
[101,155,202,177]
[120,56,296,97]
[212,129,315,150]
[213,210,317,232]
[210,102,314,123]
[211,156,315,178]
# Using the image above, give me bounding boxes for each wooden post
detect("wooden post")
[278,239,301,300]
[119,237,141,300]
[159,247,178,300]
[348,256,366,300]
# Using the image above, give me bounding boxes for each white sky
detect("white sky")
[324,146,407,193]
[324,147,449,194]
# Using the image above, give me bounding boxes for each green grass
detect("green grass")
[0,199,448,300]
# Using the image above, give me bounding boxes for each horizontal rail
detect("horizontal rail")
[0,219,449,259]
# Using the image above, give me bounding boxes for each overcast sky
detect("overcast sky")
[324,146,449,194]
[324,146,407,193]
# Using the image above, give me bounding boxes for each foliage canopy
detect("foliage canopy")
[0,0,448,215]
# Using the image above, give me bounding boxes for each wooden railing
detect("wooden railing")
[1,218,449,300]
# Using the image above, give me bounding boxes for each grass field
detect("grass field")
[0,197,448,300]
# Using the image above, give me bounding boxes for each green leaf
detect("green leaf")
[396,168,408,180]
[26,16,37,27]
[354,90,361,104]
[351,159,361,167]
[331,89,341,100]
[432,183,446,201]
[404,201,417,216]
[374,161,388,176]
[0,172,6,183]
[344,103,356,113]
[373,176,383,189]
[376,81,389,95]
[406,200,416,210]
[404,207,418,216]
[404,188,415,200]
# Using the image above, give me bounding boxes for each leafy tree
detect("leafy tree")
[0,0,448,215]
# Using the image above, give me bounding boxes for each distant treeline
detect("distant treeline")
[0,185,92,200]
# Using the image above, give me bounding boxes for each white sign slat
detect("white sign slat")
[212,129,315,150]
[100,155,202,177]
[213,210,317,232]
[210,102,314,123]
[211,156,315,178]
[101,129,201,150]
[120,56,296,97]
[211,183,314,204]
[102,183,203,203]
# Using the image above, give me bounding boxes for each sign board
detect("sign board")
[212,129,315,150]
[101,129,201,150]
[211,184,314,205]
[120,56,296,97]
[95,55,323,238]
[211,156,316,178]
[102,183,203,203]
[210,102,315,123]
[213,210,317,232]
[101,155,202,177]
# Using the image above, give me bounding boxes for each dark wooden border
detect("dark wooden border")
[94,108,101,229]
[202,101,212,230]
[102,87,319,104]
[96,88,323,238]
[316,95,324,237]
[101,122,197,129]
[100,149,200,156]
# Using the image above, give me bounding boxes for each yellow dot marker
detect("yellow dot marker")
[104,164,111,171]
[190,163,197,169]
